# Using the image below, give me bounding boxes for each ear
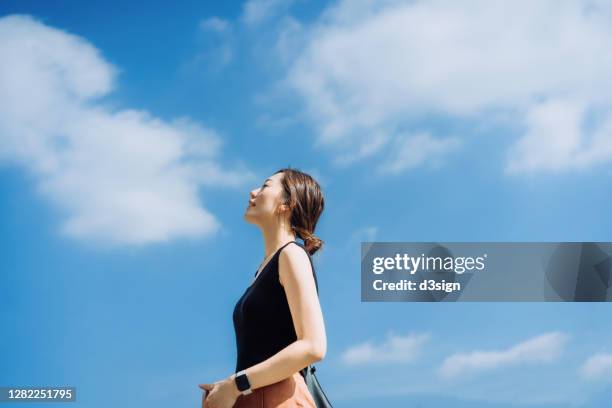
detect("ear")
[276,202,290,215]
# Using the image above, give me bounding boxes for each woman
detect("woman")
[199,167,327,408]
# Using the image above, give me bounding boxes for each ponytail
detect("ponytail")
[293,225,323,256]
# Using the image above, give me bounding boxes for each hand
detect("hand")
[198,376,241,408]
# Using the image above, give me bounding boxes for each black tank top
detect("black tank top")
[232,240,319,372]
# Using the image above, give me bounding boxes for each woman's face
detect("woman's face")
[244,172,287,225]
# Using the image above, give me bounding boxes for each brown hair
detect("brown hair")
[274,167,325,256]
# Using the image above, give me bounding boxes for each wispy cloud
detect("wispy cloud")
[505,98,612,174]
[192,16,235,69]
[0,14,255,246]
[199,17,231,34]
[579,352,612,381]
[242,0,294,27]
[334,330,593,406]
[340,331,430,366]
[438,331,569,379]
[377,132,462,174]
[281,0,612,174]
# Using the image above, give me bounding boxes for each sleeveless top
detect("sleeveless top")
[232,240,319,372]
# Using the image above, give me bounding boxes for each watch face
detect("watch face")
[235,372,250,391]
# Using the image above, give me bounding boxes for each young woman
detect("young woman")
[200,167,327,408]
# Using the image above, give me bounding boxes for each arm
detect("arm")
[234,245,327,390]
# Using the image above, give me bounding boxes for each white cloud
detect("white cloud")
[438,331,569,379]
[378,132,462,174]
[275,16,304,65]
[333,330,591,406]
[242,0,294,27]
[340,331,429,365]
[579,352,612,380]
[199,17,231,34]
[332,130,389,167]
[0,14,256,246]
[506,98,612,174]
[282,0,612,174]
[194,17,234,68]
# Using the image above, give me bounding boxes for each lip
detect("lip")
[248,200,256,207]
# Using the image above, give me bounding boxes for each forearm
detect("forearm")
[236,339,323,390]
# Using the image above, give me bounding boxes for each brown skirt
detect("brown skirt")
[232,371,316,408]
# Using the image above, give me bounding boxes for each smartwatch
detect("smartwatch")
[234,370,252,395]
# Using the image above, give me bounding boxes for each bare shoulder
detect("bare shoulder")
[278,243,313,287]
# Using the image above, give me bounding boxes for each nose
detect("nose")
[250,189,258,200]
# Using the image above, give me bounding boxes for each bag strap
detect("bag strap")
[300,364,316,377]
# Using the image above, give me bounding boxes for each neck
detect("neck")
[261,226,297,259]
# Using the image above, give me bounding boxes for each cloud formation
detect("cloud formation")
[283,0,612,174]
[438,331,569,379]
[199,17,231,34]
[340,331,429,365]
[0,15,255,246]
[579,352,612,380]
[194,16,235,69]
[242,0,294,27]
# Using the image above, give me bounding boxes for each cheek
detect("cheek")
[259,199,273,211]
[258,195,278,212]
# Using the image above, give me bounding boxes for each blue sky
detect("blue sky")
[2,0,612,407]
